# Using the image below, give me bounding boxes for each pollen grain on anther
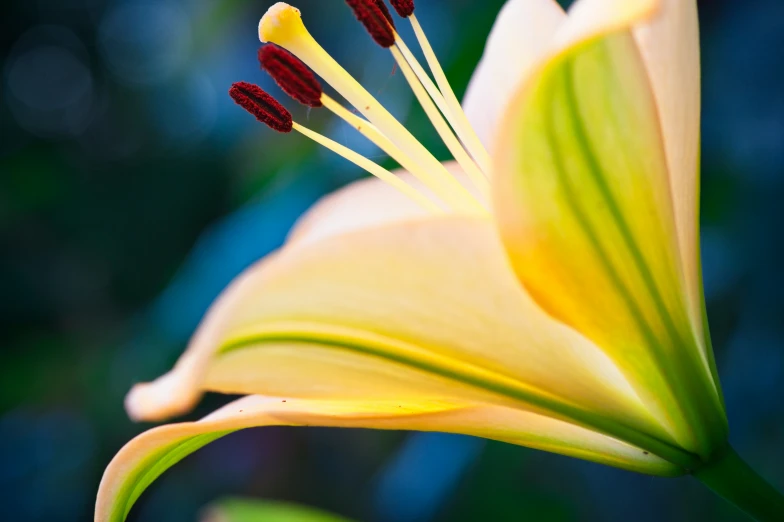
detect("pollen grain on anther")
[229,82,293,133]
[345,0,396,48]
[389,0,414,18]
[259,45,323,108]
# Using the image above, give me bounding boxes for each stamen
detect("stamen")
[292,122,442,213]
[373,0,395,26]
[258,44,459,203]
[389,0,414,18]
[259,3,485,214]
[345,0,395,48]
[259,45,323,108]
[343,1,489,180]
[229,81,292,132]
[389,45,489,197]
[319,93,445,194]
[392,37,453,127]
[408,14,491,172]
[230,82,441,213]
[393,38,491,176]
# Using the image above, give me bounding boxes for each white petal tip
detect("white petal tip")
[124,372,199,423]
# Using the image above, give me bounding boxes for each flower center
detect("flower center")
[239,0,490,214]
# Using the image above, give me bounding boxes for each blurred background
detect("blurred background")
[1,0,783,520]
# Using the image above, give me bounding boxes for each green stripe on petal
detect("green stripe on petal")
[103,431,232,522]
[493,30,727,457]
[124,218,693,458]
[96,396,681,522]
[214,324,696,468]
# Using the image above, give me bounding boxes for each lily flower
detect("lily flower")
[95,0,784,521]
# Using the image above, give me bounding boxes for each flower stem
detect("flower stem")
[693,446,784,521]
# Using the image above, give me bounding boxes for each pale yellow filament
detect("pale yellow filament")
[393,34,490,177]
[321,94,481,203]
[292,122,443,214]
[392,37,452,131]
[408,14,491,174]
[389,46,490,198]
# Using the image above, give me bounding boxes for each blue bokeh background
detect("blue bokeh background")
[1,0,783,521]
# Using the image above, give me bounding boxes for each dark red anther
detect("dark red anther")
[258,45,323,108]
[374,0,395,26]
[389,0,414,18]
[345,0,396,48]
[229,82,292,133]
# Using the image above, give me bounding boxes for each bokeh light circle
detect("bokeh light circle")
[98,3,191,86]
[3,26,94,138]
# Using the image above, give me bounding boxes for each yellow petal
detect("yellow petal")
[492,0,726,456]
[462,0,566,149]
[287,162,481,248]
[125,217,688,459]
[97,395,680,522]
[632,1,715,381]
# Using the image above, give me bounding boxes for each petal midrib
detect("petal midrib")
[218,319,699,469]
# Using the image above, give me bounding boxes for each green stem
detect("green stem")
[693,446,784,521]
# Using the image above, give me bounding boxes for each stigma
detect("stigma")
[250,0,490,214]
